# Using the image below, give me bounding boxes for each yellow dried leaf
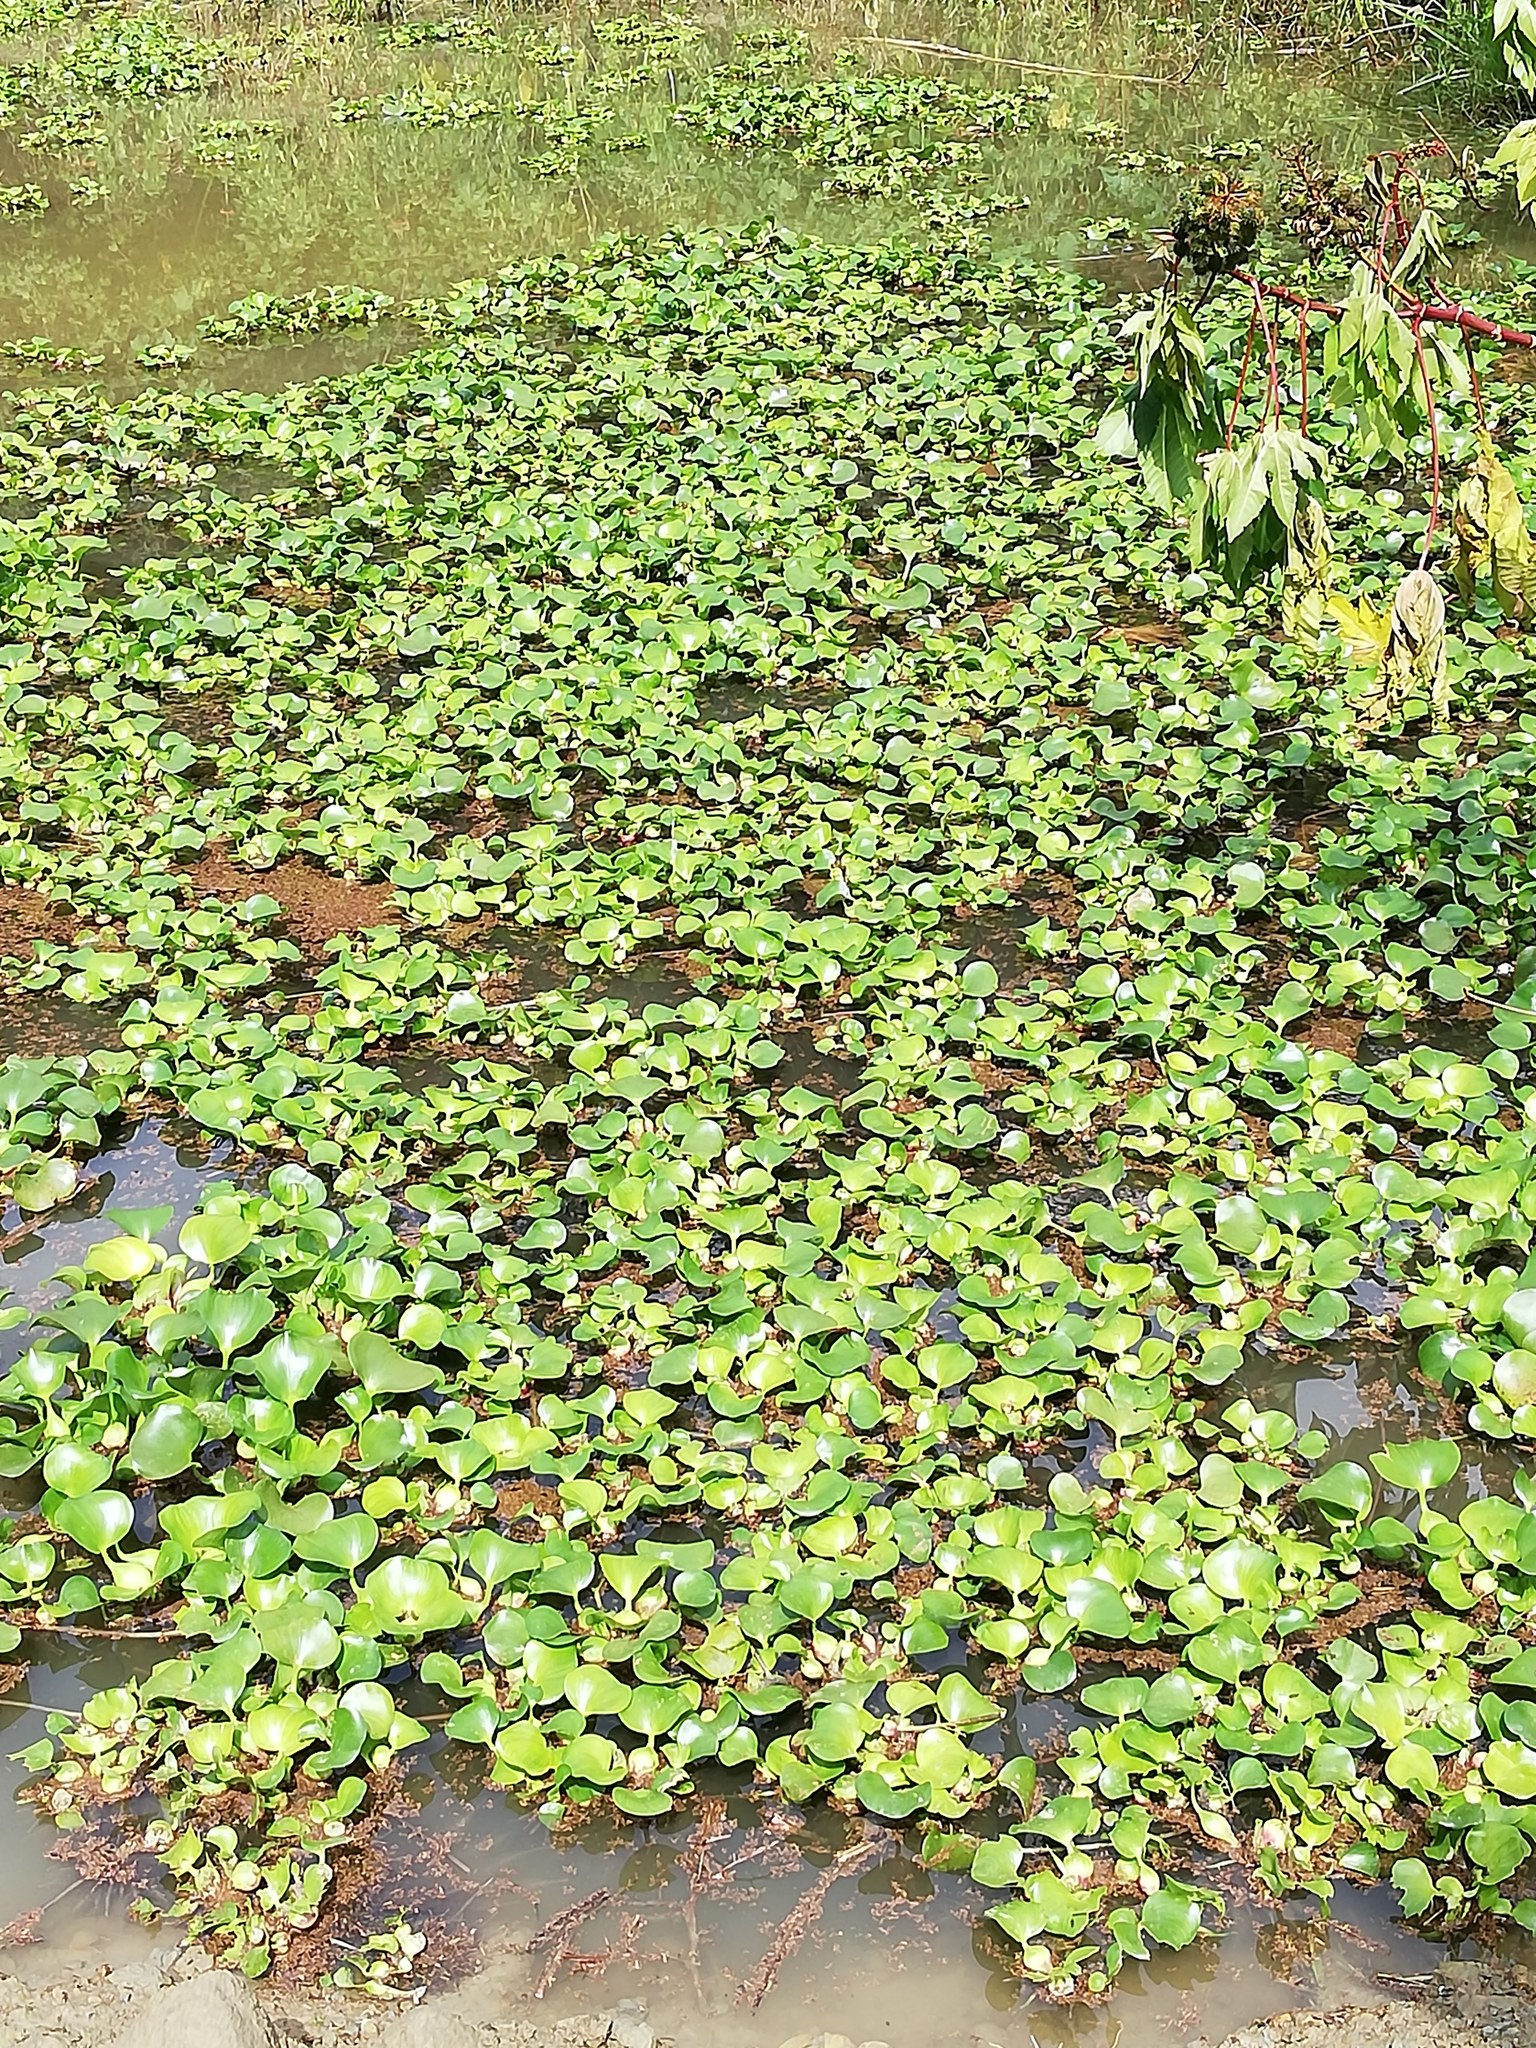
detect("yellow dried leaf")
[1380,566,1448,719]
[1461,432,1536,620]
[1281,498,1335,653]
[1453,472,1489,603]
[1324,591,1391,663]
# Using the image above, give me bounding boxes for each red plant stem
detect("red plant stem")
[1232,270,1536,351]
[1227,295,1260,450]
[1298,306,1310,435]
[1258,288,1281,426]
[1412,317,1441,566]
[1375,166,1395,272]
[1465,329,1487,430]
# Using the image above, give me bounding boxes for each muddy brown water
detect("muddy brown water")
[0,0,1406,356]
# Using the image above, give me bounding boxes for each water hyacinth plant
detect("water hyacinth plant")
[4,0,1536,2013]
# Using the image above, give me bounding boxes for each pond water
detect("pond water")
[0,0,1405,356]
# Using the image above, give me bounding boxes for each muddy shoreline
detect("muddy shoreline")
[0,1934,1531,2048]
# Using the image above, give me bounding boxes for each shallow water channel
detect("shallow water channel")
[0,1106,1502,2042]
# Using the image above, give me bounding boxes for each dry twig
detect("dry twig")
[525,1885,616,1999]
[737,1834,884,2011]
[859,35,1197,86]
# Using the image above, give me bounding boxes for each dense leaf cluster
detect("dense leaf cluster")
[4,226,1536,1994]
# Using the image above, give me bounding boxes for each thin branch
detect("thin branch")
[737,1834,883,2011]
[1298,306,1311,435]
[1258,287,1282,427]
[1227,295,1261,449]
[1412,318,1442,566]
[1465,328,1487,430]
[857,35,1193,85]
[525,1885,616,1998]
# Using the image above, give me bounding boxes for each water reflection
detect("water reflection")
[364,1740,1455,2046]
[0,1116,250,1358]
[0,0,1402,352]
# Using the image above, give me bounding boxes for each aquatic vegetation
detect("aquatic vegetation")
[332,84,507,126]
[134,340,194,371]
[197,285,396,342]
[15,106,105,151]
[0,335,101,368]
[378,15,499,48]
[0,183,46,215]
[675,66,1045,209]
[9,6,232,100]
[2,218,1536,1996]
[592,12,702,48]
[678,69,1046,166]
[189,120,279,167]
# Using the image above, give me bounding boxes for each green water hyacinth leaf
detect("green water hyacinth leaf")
[1023,1796,1096,1848]
[780,1566,839,1619]
[85,1236,160,1285]
[1144,1671,1201,1727]
[854,1771,926,1820]
[1298,1463,1374,1523]
[1141,1880,1209,1951]
[41,1295,118,1348]
[621,1683,696,1736]
[196,1289,275,1364]
[806,1700,869,1762]
[347,1330,441,1395]
[42,1443,112,1499]
[1187,1619,1267,1683]
[254,1596,342,1673]
[1020,1648,1079,1694]
[971,1835,1023,1888]
[252,1326,338,1405]
[1371,1441,1461,1494]
[937,1672,1002,1728]
[1468,1822,1530,1885]
[613,1787,673,1818]
[598,1552,662,1604]
[360,1557,467,1637]
[1486,1741,1536,1799]
[564,1665,631,1718]
[1495,1350,1536,1408]
[12,1157,78,1212]
[1062,1577,1133,1640]
[1081,1677,1149,1719]
[126,1402,203,1480]
[1502,1289,1536,1351]
[295,1514,380,1573]
[52,1490,133,1554]
[179,1212,255,1267]
[1202,1538,1278,1606]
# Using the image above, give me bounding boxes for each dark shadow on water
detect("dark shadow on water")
[75,518,235,595]
[1232,1325,1529,1510]
[0,1118,253,1364]
[461,926,704,1011]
